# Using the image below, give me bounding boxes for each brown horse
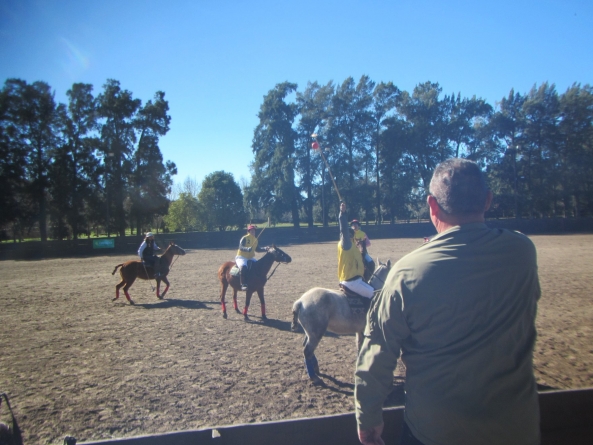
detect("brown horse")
[112,242,186,304]
[217,245,292,320]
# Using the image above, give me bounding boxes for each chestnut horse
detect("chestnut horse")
[217,245,292,320]
[112,242,186,305]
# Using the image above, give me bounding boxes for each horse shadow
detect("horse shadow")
[133,299,210,310]
[314,373,355,396]
[242,317,293,332]
[313,374,406,402]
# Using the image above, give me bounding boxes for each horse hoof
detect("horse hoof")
[223,312,228,319]
[235,308,241,314]
[244,314,250,321]
[310,376,323,386]
[129,300,135,305]
[112,297,118,302]
[157,295,164,300]
[261,315,268,322]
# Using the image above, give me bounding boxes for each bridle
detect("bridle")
[369,265,389,295]
[266,248,291,280]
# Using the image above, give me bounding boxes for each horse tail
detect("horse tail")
[291,300,302,332]
[112,264,123,275]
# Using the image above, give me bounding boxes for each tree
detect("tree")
[295,81,334,227]
[395,81,450,191]
[557,83,593,216]
[49,83,101,239]
[129,91,176,235]
[5,79,61,241]
[251,82,300,227]
[326,76,374,214]
[487,89,527,217]
[198,171,245,231]
[97,79,141,237]
[0,79,28,232]
[164,192,201,232]
[370,81,399,223]
[521,83,560,217]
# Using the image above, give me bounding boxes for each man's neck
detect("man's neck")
[434,214,485,234]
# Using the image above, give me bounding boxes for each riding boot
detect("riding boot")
[240,266,248,290]
[153,257,162,278]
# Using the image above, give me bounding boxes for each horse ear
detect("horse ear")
[387,259,391,267]
[170,241,174,246]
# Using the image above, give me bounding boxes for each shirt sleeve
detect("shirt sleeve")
[355,286,410,430]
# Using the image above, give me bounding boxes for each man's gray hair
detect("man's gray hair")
[429,158,489,215]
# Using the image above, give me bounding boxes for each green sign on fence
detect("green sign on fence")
[93,238,115,249]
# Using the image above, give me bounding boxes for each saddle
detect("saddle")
[340,284,372,315]
[230,262,253,277]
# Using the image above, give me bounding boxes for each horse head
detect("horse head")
[368,259,391,291]
[265,244,292,264]
[165,241,186,256]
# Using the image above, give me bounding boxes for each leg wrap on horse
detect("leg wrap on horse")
[304,355,319,378]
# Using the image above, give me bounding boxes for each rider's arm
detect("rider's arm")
[138,241,146,259]
[339,207,352,250]
[238,236,251,252]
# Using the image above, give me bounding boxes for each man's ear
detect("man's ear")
[427,195,440,218]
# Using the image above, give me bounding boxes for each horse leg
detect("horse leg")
[233,287,240,313]
[303,334,322,383]
[256,288,267,321]
[220,280,229,319]
[114,280,125,301]
[158,277,170,299]
[123,282,135,305]
[243,291,253,321]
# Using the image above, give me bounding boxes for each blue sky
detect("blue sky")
[1,0,592,188]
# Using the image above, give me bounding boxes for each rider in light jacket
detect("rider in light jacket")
[138,232,163,277]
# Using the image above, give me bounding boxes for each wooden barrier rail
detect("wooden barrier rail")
[77,388,593,445]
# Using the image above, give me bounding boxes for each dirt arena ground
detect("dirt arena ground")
[1,234,592,444]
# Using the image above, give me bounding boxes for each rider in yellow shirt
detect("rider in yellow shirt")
[338,203,374,298]
[235,225,266,290]
[351,219,373,266]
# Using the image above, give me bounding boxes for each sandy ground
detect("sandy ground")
[0,234,592,444]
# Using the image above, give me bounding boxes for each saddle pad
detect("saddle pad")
[230,266,240,277]
[340,285,372,315]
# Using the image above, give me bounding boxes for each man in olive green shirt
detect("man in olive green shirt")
[354,159,541,445]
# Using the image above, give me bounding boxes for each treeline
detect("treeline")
[246,77,593,228]
[0,78,176,241]
[2,76,593,241]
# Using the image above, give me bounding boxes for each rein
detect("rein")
[168,254,180,272]
[266,262,286,281]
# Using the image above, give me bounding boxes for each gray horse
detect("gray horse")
[291,260,392,383]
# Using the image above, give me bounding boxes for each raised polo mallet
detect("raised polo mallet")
[311,133,342,202]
